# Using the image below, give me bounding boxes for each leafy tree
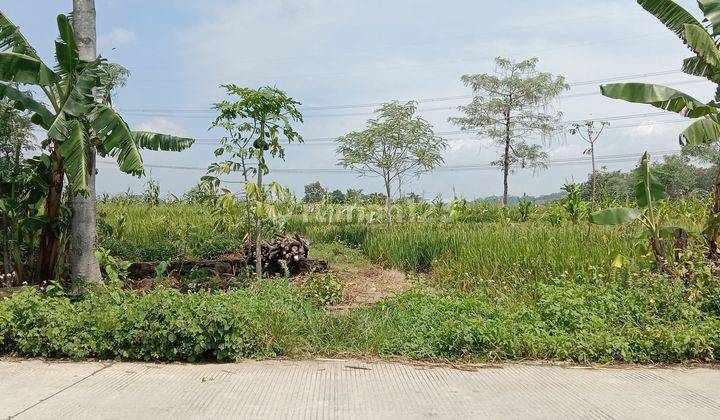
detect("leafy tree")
[600,0,720,257]
[569,120,610,202]
[654,155,707,199]
[0,100,33,177]
[683,142,720,165]
[204,85,303,278]
[0,10,194,282]
[303,181,326,203]
[450,57,567,205]
[579,169,634,202]
[329,189,346,204]
[337,101,446,224]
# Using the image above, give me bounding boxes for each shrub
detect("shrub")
[1,270,719,363]
[301,272,343,306]
[101,238,183,262]
[0,282,322,361]
[190,237,239,260]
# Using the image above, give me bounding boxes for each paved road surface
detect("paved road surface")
[1,359,719,419]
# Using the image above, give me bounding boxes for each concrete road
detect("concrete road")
[1,359,719,419]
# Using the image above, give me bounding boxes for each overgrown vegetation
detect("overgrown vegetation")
[1,261,718,363]
[3,0,720,367]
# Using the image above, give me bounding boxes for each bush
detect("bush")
[301,272,343,306]
[1,270,719,363]
[190,237,239,260]
[0,282,322,361]
[101,238,183,262]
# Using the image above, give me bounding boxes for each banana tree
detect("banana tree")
[600,0,720,258]
[590,153,674,271]
[0,12,194,282]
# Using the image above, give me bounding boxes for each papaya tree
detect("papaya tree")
[203,85,303,279]
[0,11,194,282]
[600,0,720,259]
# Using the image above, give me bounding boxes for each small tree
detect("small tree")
[204,85,303,279]
[303,182,326,203]
[337,101,446,224]
[569,120,610,203]
[450,57,568,205]
[329,189,346,204]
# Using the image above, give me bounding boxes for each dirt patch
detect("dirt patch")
[329,264,412,310]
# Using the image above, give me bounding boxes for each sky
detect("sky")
[2,0,713,200]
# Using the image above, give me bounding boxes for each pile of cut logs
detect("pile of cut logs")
[127,233,326,280]
[243,234,311,273]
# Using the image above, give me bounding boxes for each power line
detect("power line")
[98,149,682,175]
[119,69,688,116]
[181,112,689,146]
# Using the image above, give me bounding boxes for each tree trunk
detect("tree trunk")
[590,142,597,203]
[37,146,64,282]
[502,137,510,206]
[70,0,102,283]
[708,167,720,260]
[255,163,263,279]
[384,173,392,226]
[502,111,511,206]
[254,123,265,280]
[2,212,9,277]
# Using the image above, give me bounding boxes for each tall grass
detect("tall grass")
[98,202,659,285]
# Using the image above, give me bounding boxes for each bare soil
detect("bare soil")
[329,263,412,310]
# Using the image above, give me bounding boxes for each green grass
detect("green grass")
[1,270,718,363]
[30,200,711,364]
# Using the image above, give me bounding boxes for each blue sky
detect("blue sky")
[3,0,711,199]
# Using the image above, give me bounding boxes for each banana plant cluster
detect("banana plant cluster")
[590,153,676,271]
[0,12,194,282]
[600,0,720,256]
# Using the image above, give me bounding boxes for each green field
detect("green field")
[2,199,719,364]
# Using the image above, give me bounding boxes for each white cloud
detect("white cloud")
[136,118,188,137]
[98,27,137,49]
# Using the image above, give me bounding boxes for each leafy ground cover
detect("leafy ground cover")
[2,200,719,364]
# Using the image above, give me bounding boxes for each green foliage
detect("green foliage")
[449,57,567,204]
[561,183,586,223]
[94,247,130,284]
[590,153,674,270]
[2,267,719,363]
[190,237,239,260]
[0,282,323,361]
[301,272,343,306]
[101,238,183,262]
[303,181,326,203]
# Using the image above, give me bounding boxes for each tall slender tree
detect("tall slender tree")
[450,57,568,205]
[569,120,610,203]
